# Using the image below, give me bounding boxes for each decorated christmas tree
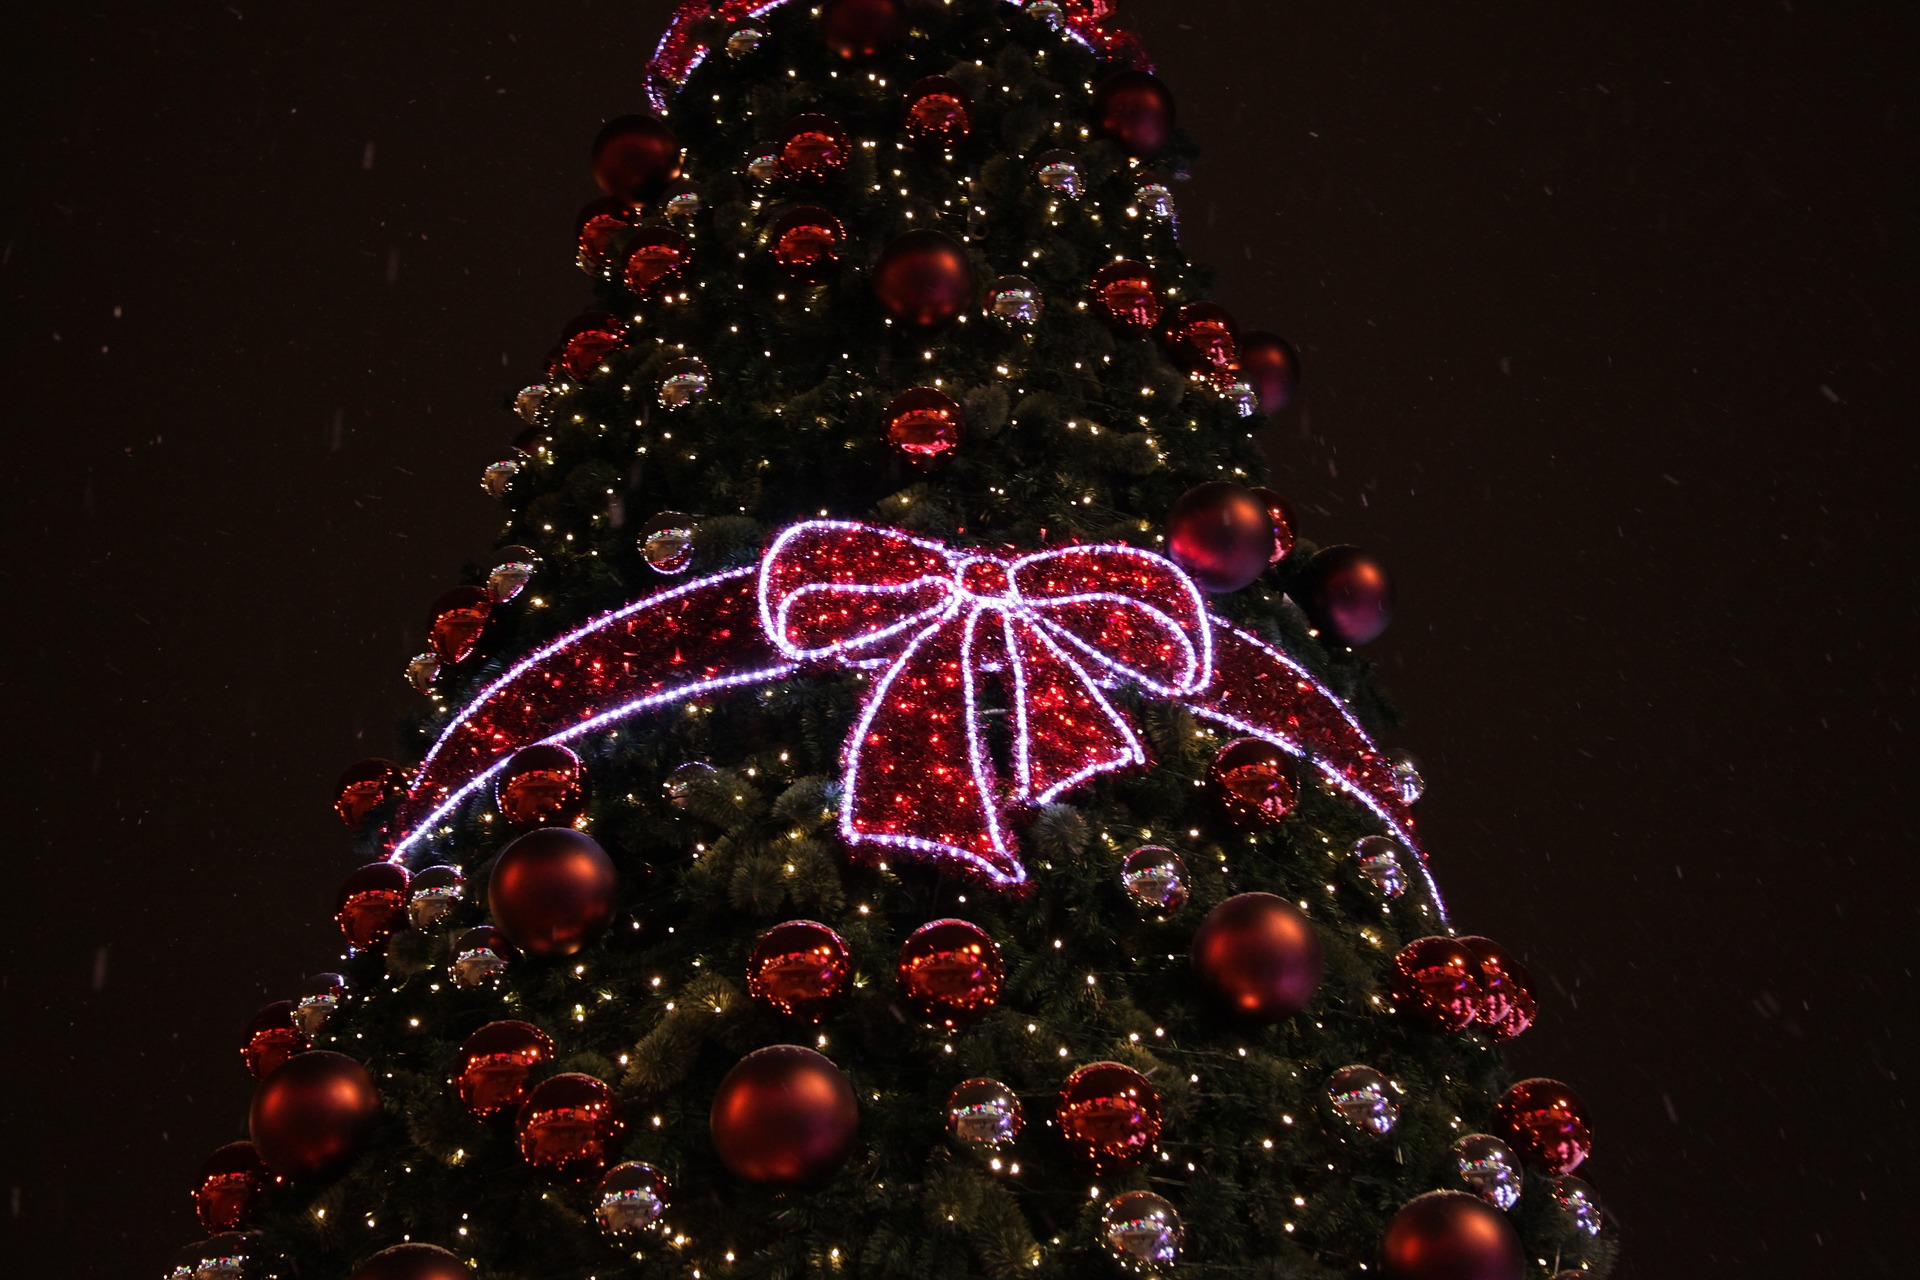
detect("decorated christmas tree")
[176,4,1615,1278]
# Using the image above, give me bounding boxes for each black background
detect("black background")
[4,2,1915,1275]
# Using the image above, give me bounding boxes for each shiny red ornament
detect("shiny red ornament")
[1247,486,1297,563]
[748,920,853,1021]
[292,972,348,1036]
[193,1142,273,1232]
[1209,737,1299,826]
[456,1019,556,1121]
[428,587,492,663]
[621,226,692,297]
[821,0,907,58]
[778,113,849,182]
[574,196,639,275]
[770,205,847,283]
[710,1045,859,1185]
[241,1001,310,1080]
[883,387,965,467]
[1380,1191,1525,1280]
[1190,893,1323,1020]
[351,1244,474,1280]
[449,925,515,987]
[1093,69,1175,157]
[1166,301,1240,376]
[1165,481,1275,593]
[1296,545,1394,646]
[1391,936,1483,1032]
[874,230,972,328]
[1240,332,1301,414]
[1459,936,1536,1040]
[495,743,588,827]
[903,75,970,148]
[1090,260,1164,333]
[406,864,465,929]
[517,1073,623,1180]
[897,919,1003,1027]
[591,114,683,203]
[248,1050,380,1179]
[333,758,408,830]
[1056,1062,1161,1173]
[552,312,629,382]
[488,828,619,957]
[335,862,410,954]
[1493,1079,1592,1175]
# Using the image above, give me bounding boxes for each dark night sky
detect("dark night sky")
[3,3,1915,1275]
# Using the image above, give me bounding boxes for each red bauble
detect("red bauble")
[193,1141,273,1232]
[1165,481,1275,593]
[427,587,492,663]
[1240,332,1301,414]
[351,1243,475,1280]
[770,205,847,283]
[1166,301,1240,376]
[778,113,849,182]
[1459,936,1536,1040]
[1090,260,1165,333]
[710,1045,859,1185]
[1190,893,1323,1021]
[903,76,971,147]
[574,196,640,275]
[1093,69,1176,157]
[897,919,1003,1027]
[1296,545,1394,646]
[406,864,465,929]
[249,1050,380,1179]
[488,828,618,957]
[1247,486,1297,563]
[552,313,629,382]
[335,862,411,954]
[621,227,692,297]
[495,743,588,827]
[456,1019,556,1121]
[1380,1191,1526,1280]
[241,1001,310,1080]
[517,1073,623,1180]
[1209,737,1299,826]
[590,114,683,203]
[1056,1062,1161,1173]
[748,920,853,1021]
[873,230,973,328]
[1391,937,1483,1032]
[1493,1079,1592,1175]
[333,758,408,830]
[449,925,515,987]
[883,387,965,468]
[821,0,908,58]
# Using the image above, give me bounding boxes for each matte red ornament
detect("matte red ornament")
[1380,1190,1525,1280]
[427,587,493,663]
[883,387,965,468]
[487,828,619,957]
[193,1142,273,1232]
[1209,737,1299,826]
[574,196,640,275]
[552,312,629,382]
[248,1050,380,1179]
[1247,486,1297,563]
[621,226,692,297]
[351,1243,475,1280]
[778,113,849,182]
[1166,481,1275,594]
[1493,1079,1592,1175]
[591,114,683,202]
[770,205,847,283]
[1093,69,1175,156]
[455,1019,556,1121]
[241,1001,310,1080]
[1459,936,1536,1040]
[897,919,1003,1027]
[821,0,907,58]
[517,1073,623,1181]
[333,758,408,830]
[710,1045,859,1185]
[1190,893,1323,1020]
[495,743,588,827]
[335,862,410,954]
[1090,260,1164,333]
[1391,936,1483,1032]
[748,920,853,1021]
[903,75,971,148]
[1166,301,1240,376]
[1296,545,1394,646]
[1240,332,1301,414]
[1056,1062,1161,1173]
[873,229,972,327]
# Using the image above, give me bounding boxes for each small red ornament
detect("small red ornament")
[406,864,465,929]
[748,920,853,1021]
[873,229,973,327]
[1090,260,1164,333]
[1380,1190,1526,1280]
[897,919,1003,1027]
[574,196,639,276]
[1166,481,1274,593]
[249,1050,380,1179]
[552,313,629,382]
[1093,69,1176,157]
[488,828,619,957]
[1240,332,1301,414]
[710,1045,859,1185]
[1296,545,1394,646]
[883,387,965,468]
[1247,486,1297,562]
[333,759,408,830]
[1391,937,1484,1032]
[351,1243,475,1280]
[778,113,849,182]
[821,0,908,58]
[903,75,971,147]
[621,226,692,297]
[1056,1062,1161,1173]
[1494,1079,1592,1175]
[241,1001,310,1080]
[1459,937,1536,1040]
[449,925,515,988]
[1190,893,1324,1020]
[427,587,492,663]
[1209,737,1299,826]
[590,114,683,203]
[456,1019,556,1121]
[770,205,847,283]
[193,1142,273,1232]
[335,862,411,954]
[1166,301,1240,376]
[292,972,348,1036]
[495,743,588,827]
[517,1073,623,1181]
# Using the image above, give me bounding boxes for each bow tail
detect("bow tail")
[1006,615,1147,802]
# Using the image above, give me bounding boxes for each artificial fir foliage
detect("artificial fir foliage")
[182,3,1617,1278]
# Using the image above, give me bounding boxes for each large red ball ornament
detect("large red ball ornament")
[748,920,853,1021]
[335,862,411,954]
[1166,302,1240,376]
[1190,893,1324,1020]
[456,1019,557,1121]
[778,113,849,182]
[1209,737,1299,826]
[552,312,630,382]
[249,1050,380,1179]
[517,1073,624,1180]
[1493,1079,1592,1175]
[1165,481,1275,593]
[488,828,619,957]
[495,743,588,827]
[710,1045,859,1185]
[1056,1062,1162,1173]
[874,230,973,328]
[427,586,492,663]
[1090,259,1164,333]
[1093,69,1176,157]
[591,114,683,203]
[574,196,640,276]
[1391,937,1484,1032]
[351,1242,475,1280]
[1458,937,1536,1040]
[621,226,692,297]
[897,919,1004,1027]
[241,1001,310,1080]
[193,1141,274,1232]
[883,387,965,468]
[770,205,847,283]
[1240,332,1301,414]
[1247,486,1297,562]
[903,75,971,148]
[333,758,408,830]
[1380,1190,1525,1280]
[1296,545,1394,646]
[821,0,908,58]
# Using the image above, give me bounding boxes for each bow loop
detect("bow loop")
[1013,545,1212,695]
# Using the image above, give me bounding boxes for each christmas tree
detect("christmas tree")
[178,4,1615,1278]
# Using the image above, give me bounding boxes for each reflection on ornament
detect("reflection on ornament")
[727,28,765,58]
[1391,936,1483,1031]
[1210,737,1298,826]
[595,1161,671,1237]
[488,547,539,603]
[496,743,588,827]
[1327,1064,1400,1134]
[904,76,971,148]
[987,275,1043,326]
[406,864,465,929]
[622,227,692,296]
[193,1142,273,1233]
[1219,380,1259,418]
[514,383,548,424]
[575,196,639,276]
[517,1073,624,1181]
[1033,149,1081,197]
[1166,301,1240,376]
[1551,1177,1604,1237]
[657,356,710,409]
[769,205,846,283]
[1453,1133,1522,1210]
[1100,1189,1183,1272]
[1057,1062,1161,1173]
[898,919,1004,1027]
[640,513,699,574]
[334,758,409,830]
[1353,834,1408,898]
[662,184,702,225]
[747,920,853,1021]
[449,926,513,988]
[405,651,441,694]
[291,973,346,1037]
[1091,260,1164,332]
[335,862,410,954]
[1121,845,1189,913]
[1388,748,1424,802]
[883,387,965,467]
[240,1002,308,1080]
[778,113,848,182]
[1247,486,1297,562]
[428,587,493,663]
[481,458,519,499]
[553,313,629,382]
[456,1019,555,1121]
[1494,1078,1592,1175]
[746,150,781,185]
[946,1078,1022,1151]
[1134,182,1175,221]
[173,1233,261,1280]
[1459,936,1534,1039]
[664,760,716,807]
